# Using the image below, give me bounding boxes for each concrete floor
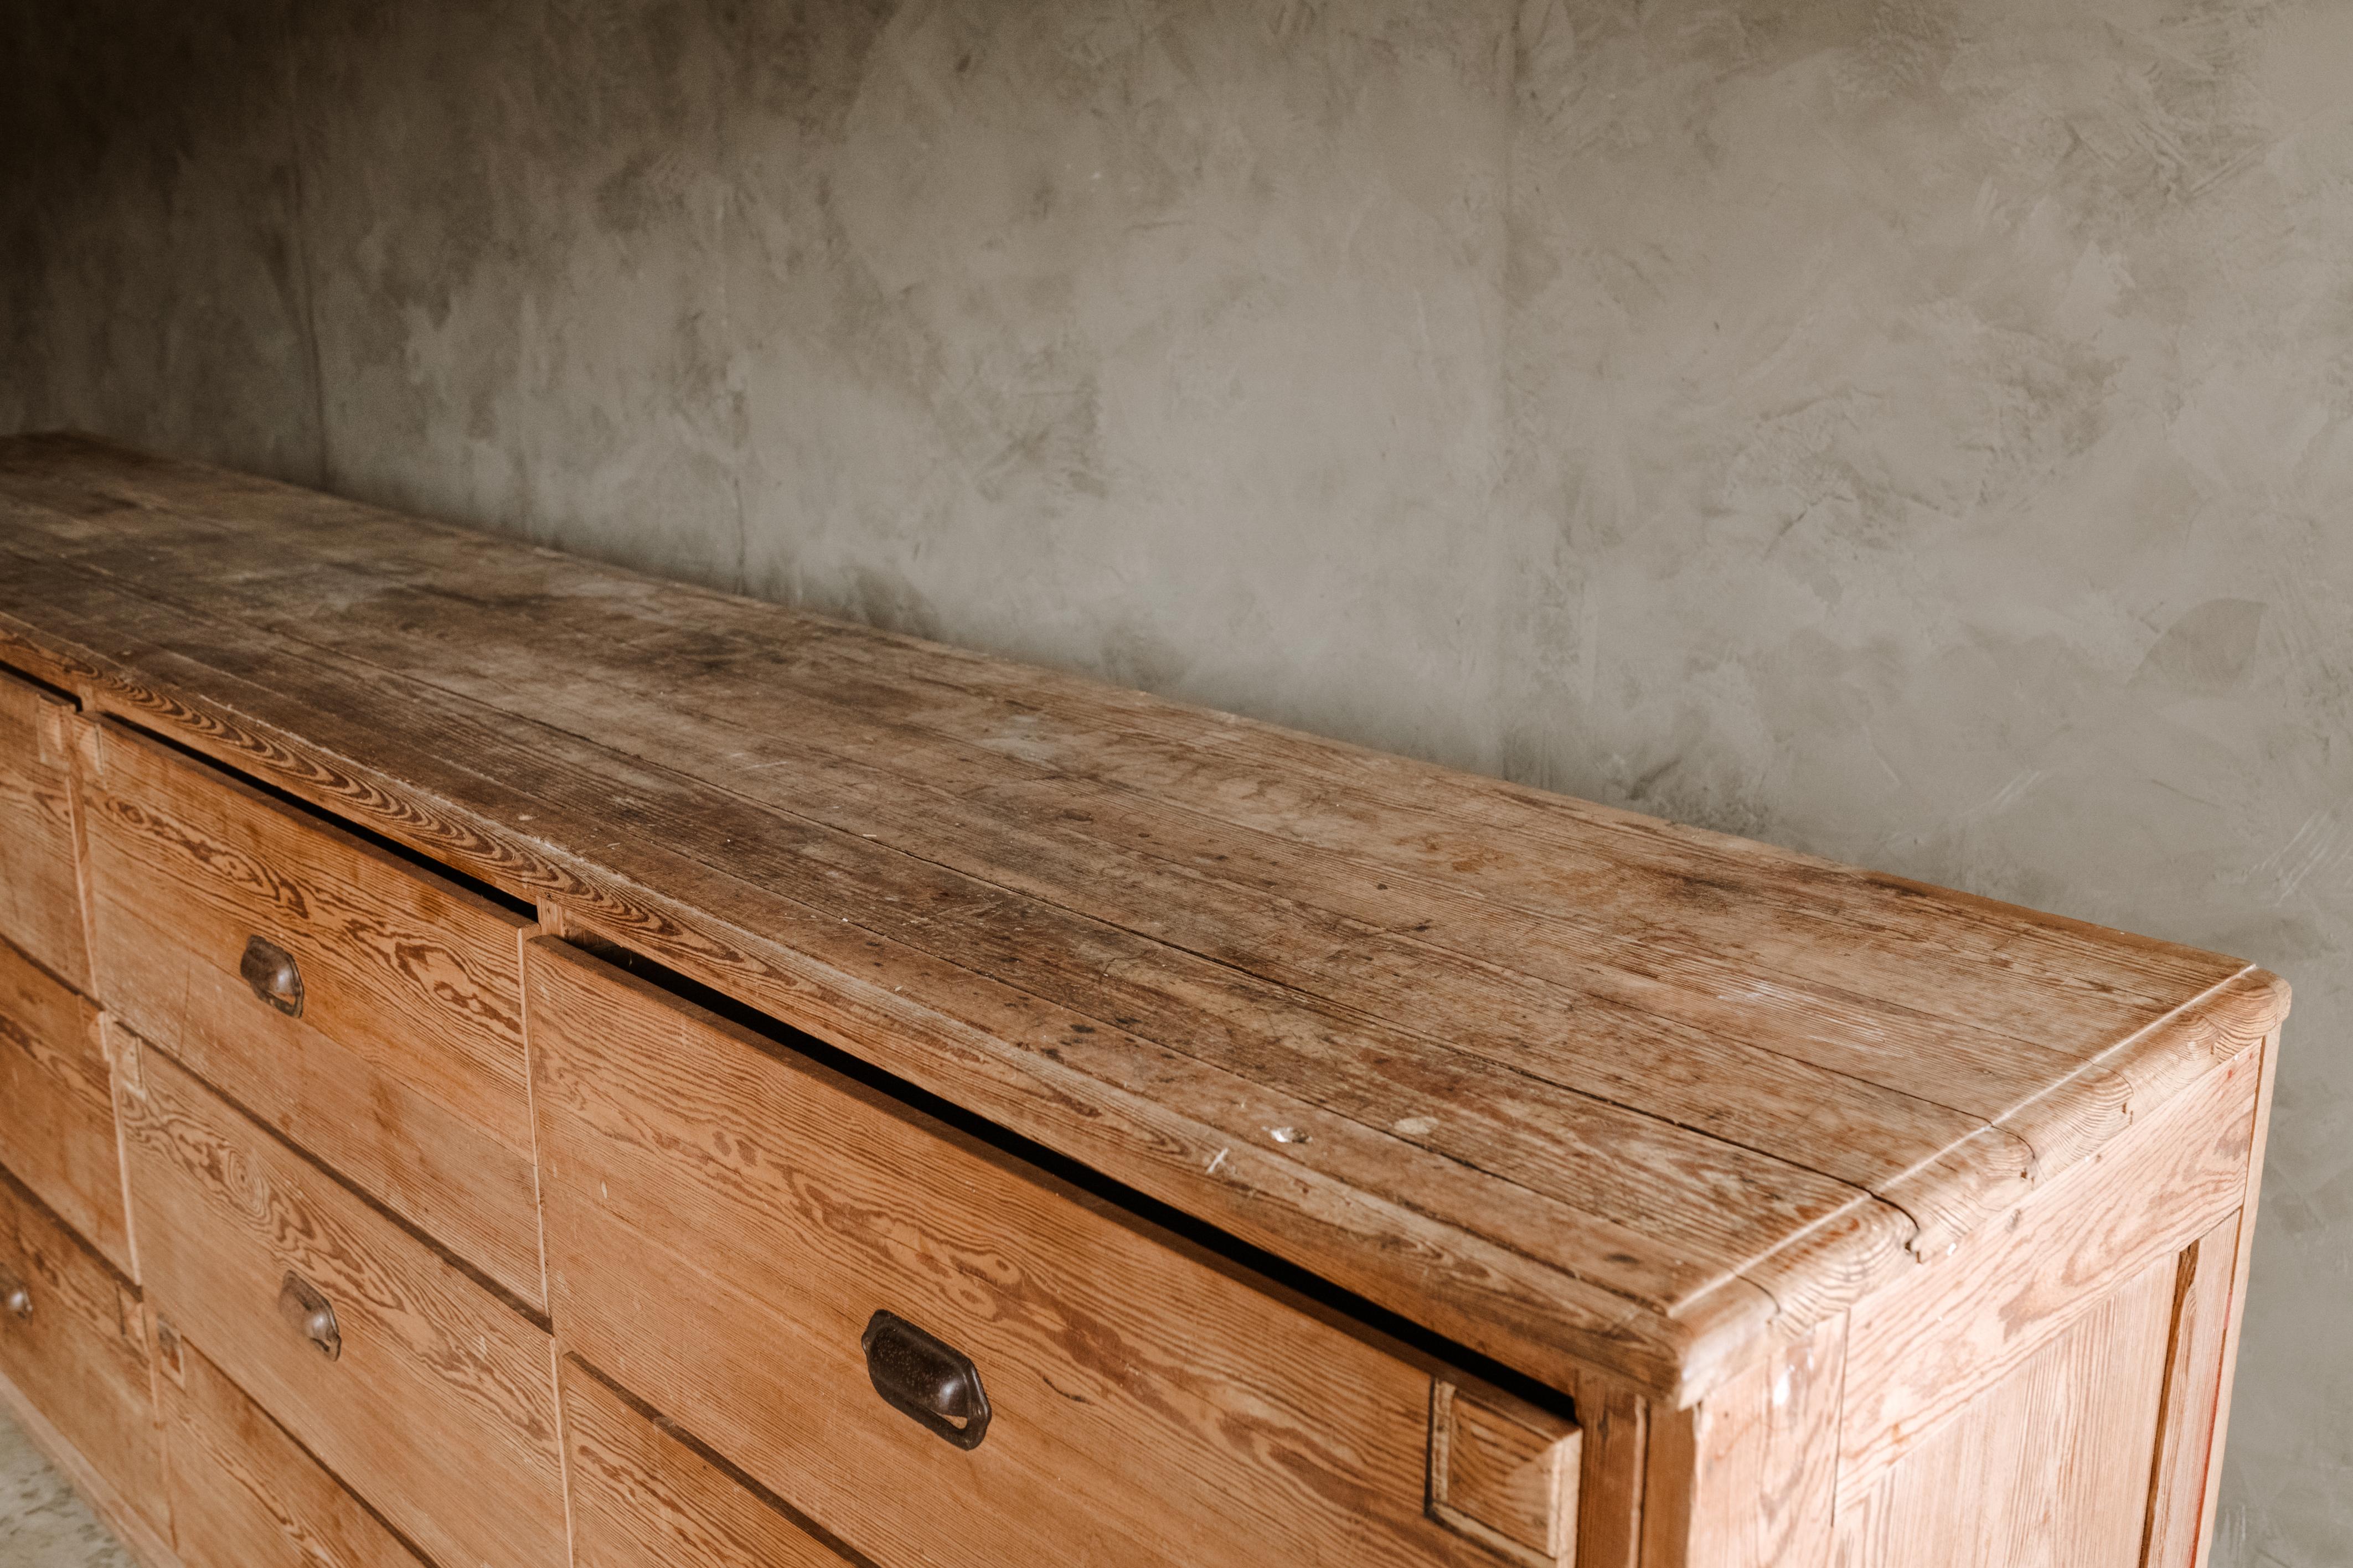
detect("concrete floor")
[0,1407,132,1568]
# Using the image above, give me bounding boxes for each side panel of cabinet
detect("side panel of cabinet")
[1825,1041,2273,1568]
[1831,1256,2177,1568]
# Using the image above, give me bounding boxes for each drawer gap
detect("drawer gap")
[1,928,86,998]
[165,1326,446,1568]
[123,1023,554,1333]
[0,1162,135,1296]
[550,928,1578,1426]
[100,715,536,919]
[0,658,81,707]
[564,1353,882,1568]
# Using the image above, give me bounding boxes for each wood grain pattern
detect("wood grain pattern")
[160,1331,431,1568]
[114,1034,566,1568]
[1837,1046,2262,1495]
[529,933,1517,1568]
[1834,1255,2178,1568]
[1642,1313,1846,1568]
[560,1357,856,1568]
[0,663,92,991]
[0,934,131,1274]
[81,717,544,1307]
[0,1162,164,1539]
[0,434,2293,1405]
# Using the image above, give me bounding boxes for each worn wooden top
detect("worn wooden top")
[0,434,2288,1406]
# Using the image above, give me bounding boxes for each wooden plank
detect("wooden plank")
[0,661,91,991]
[560,1357,857,1568]
[0,464,2231,1140]
[113,1034,567,1568]
[159,1329,432,1568]
[11,553,1758,1399]
[0,439,2271,1073]
[0,934,131,1274]
[0,437,2238,1032]
[0,1162,164,1540]
[0,436,2294,1407]
[2138,1215,2241,1568]
[1837,1046,2262,1496]
[1834,1254,2177,1568]
[82,717,544,1308]
[48,555,1879,1314]
[1641,1312,1845,1568]
[528,933,1524,1568]
[4,534,1896,1354]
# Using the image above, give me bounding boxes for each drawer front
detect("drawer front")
[563,1355,854,1568]
[0,667,90,992]
[0,1165,163,1538]
[530,935,1567,1568]
[0,936,130,1274]
[161,1328,431,1568]
[81,719,544,1307]
[116,1035,567,1568]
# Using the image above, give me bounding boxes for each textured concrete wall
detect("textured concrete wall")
[3,2,2347,1557]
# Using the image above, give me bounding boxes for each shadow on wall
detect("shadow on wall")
[3,2,2350,1562]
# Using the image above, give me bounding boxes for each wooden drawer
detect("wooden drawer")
[0,665,91,992]
[80,718,544,1307]
[159,1327,431,1568]
[115,1034,567,1568]
[563,1355,855,1568]
[529,935,1580,1568]
[0,1164,163,1539]
[0,936,131,1275]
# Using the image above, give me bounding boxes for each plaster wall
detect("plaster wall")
[3,3,2347,1559]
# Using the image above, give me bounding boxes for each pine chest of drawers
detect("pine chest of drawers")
[0,436,2288,1568]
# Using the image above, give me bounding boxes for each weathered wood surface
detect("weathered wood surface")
[159,1330,432,1568]
[529,933,1509,1568]
[0,433,2292,1403]
[114,1032,566,1568]
[0,1162,164,1540]
[81,717,544,1308]
[0,934,131,1274]
[0,664,92,991]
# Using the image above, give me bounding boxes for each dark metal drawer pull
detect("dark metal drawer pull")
[861,1310,990,1450]
[241,935,306,1017]
[278,1271,340,1359]
[0,1264,29,1319]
